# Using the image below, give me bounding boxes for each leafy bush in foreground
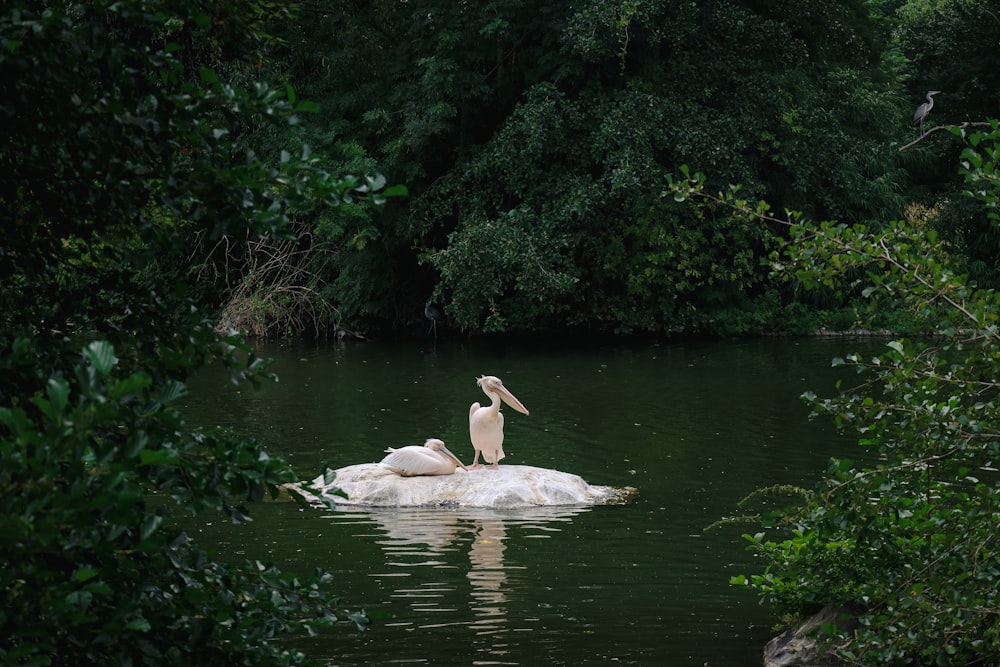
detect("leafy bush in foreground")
[677,124,1000,665]
[0,1,376,664]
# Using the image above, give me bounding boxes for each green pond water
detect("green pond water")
[182,336,885,666]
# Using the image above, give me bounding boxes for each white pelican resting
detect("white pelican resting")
[469,375,530,469]
[380,439,468,477]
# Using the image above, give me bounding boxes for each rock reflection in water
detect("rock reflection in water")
[328,506,591,664]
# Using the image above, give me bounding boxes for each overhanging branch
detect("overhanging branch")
[899,121,995,152]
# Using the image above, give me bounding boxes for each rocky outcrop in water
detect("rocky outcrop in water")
[289,463,638,508]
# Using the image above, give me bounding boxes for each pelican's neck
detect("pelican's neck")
[484,389,502,413]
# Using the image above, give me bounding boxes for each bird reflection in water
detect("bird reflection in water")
[467,518,509,657]
[338,506,589,663]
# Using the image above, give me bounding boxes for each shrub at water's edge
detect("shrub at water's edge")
[0,2,377,664]
[679,124,1000,665]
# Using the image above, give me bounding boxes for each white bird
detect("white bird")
[469,375,530,469]
[380,439,468,477]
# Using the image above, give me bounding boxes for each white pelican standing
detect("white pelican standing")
[380,439,468,477]
[469,375,530,469]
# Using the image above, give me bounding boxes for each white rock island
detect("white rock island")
[294,463,637,509]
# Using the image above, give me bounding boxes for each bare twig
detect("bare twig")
[210,222,360,339]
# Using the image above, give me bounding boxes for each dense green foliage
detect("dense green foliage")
[676,122,1000,664]
[896,0,1000,289]
[5,0,1000,664]
[62,0,979,340]
[147,0,994,339]
[260,0,920,336]
[0,1,376,664]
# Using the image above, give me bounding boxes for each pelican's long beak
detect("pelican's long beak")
[498,385,530,416]
[440,444,468,471]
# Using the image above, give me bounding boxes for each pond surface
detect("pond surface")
[183,336,885,666]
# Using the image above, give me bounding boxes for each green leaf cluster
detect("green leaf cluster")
[262,0,912,336]
[1,1,363,664]
[683,126,1000,664]
[893,0,1000,290]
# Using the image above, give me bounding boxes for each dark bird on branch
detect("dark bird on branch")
[913,90,941,134]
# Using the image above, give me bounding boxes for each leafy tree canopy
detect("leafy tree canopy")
[266,0,912,335]
[891,0,1000,289]
[0,1,379,664]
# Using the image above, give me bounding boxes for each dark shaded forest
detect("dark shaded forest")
[213,0,1000,338]
[3,2,1000,666]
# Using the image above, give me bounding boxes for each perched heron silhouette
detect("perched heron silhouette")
[469,375,529,469]
[913,90,941,134]
[424,301,444,339]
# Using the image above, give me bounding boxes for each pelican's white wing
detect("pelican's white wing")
[380,445,457,477]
